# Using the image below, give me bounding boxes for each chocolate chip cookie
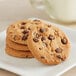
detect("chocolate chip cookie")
[5,45,34,58]
[6,19,43,58]
[7,20,42,44]
[6,37,29,51]
[27,21,71,65]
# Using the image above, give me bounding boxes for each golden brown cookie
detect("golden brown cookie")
[6,37,29,51]
[7,19,43,44]
[27,21,71,65]
[5,45,34,58]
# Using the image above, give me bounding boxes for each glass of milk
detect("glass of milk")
[29,0,76,24]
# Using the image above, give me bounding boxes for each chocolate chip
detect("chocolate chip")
[47,24,51,27]
[22,30,29,34]
[41,56,45,59]
[39,28,45,33]
[61,56,66,61]
[56,55,62,59]
[21,22,26,25]
[56,55,64,61]
[41,37,46,41]
[55,48,62,53]
[36,33,41,38]
[39,48,42,50]
[33,38,39,42]
[33,19,40,22]
[48,35,55,40]
[20,26,25,29]
[28,28,31,30]
[33,20,41,24]
[22,34,28,40]
[61,38,67,44]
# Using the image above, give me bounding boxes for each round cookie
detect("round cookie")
[6,37,29,51]
[7,19,43,44]
[27,22,71,65]
[5,45,34,58]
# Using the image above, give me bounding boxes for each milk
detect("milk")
[44,0,76,22]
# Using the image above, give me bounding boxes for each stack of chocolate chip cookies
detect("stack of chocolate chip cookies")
[5,19,71,65]
[6,20,34,58]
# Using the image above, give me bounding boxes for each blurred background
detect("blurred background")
[0,0,50,32]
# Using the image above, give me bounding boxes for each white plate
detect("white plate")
[0,18,76,76]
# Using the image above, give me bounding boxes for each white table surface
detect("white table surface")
[0,0,76,76]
